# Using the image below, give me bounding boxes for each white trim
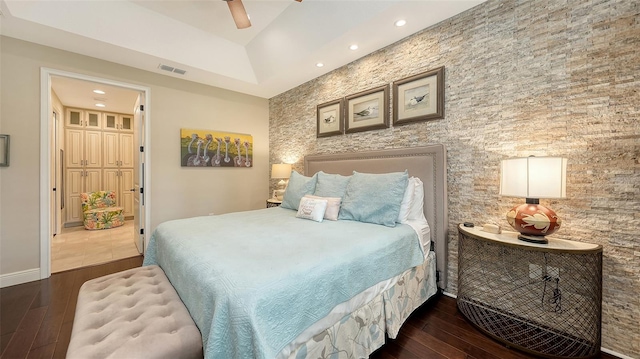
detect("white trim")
[0,268,41,288]
[39,68,152,281]
[601,348,633,359]
[442,291,457,298]
[40,69,51,279]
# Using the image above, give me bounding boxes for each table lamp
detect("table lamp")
[271,163,292,200]
[499,156,567,244]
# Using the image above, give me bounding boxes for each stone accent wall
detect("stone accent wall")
[269,0,639,356]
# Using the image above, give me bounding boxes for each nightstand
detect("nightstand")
[266,199,282,208]
[457,224,602,358]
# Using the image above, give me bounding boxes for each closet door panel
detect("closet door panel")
[85,169,103,193]
[86,111,102,129]
[103,113,118,131]
[103,169,119,195]
[119,115,134,133]
[120,169,134,217]
[66,169,84,223]
[120,133,135,168]
[65,109,84,128]
[85,131,102,168]
[65,129,84,168]
[103,132,119,167]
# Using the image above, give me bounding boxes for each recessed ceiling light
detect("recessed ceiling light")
[395,19,407,27]
[349,44,358,50]
[316,63,324,68]
[93,89,105,95]
[95,103,106,108]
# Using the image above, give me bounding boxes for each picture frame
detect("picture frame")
[316,98,344,138]
[345,84,389,134]
[393,66,444,126]
[0,134,9,167]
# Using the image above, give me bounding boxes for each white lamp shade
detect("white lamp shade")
[500,157,567,199]
[271,164,292,179]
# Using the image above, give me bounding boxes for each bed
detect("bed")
[143,145,448,359]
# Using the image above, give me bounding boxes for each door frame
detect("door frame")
[39,68,151,279]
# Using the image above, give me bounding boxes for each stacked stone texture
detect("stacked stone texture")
[269,0,639,356]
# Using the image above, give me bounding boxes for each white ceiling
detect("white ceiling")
[1,0,485,108]
[51,76,141,115]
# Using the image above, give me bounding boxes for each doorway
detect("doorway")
[40,68,151,279]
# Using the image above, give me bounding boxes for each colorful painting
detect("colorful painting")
[180,129,253,167]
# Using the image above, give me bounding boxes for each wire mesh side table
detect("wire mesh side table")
[457,224,602,359]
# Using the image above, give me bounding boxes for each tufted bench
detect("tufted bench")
[66,265,203,359]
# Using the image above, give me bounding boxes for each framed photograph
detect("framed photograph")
[316,99,344,137]
[393,66,444,126]
[0,135,9,167]
[345,84,389,133]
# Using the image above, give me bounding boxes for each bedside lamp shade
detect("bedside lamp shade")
[271,164,292,200]
[500,157,567,243]
[271,164,292,180]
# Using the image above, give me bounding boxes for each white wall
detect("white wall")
[0,36,269,279]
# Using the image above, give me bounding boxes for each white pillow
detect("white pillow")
[397,177,417,223]
[305,195,341,221]
[407,177,425,221]
[296,197,328,222]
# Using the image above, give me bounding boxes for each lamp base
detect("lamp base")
[273,189,285,201]
[506,200,562,239]
[517,234,548,244]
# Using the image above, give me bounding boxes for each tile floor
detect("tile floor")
[51,221,141,273]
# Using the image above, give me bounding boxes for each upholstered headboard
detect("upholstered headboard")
[304,144,448,290]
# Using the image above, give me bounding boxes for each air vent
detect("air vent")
[158,64,187,75]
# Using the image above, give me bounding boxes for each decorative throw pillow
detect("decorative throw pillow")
[339,170,409,227]
[281,171,318,210]
[305,195,341,221]
[296,197,328,222]
[407,177,425,220]
[397,177,418,223]
[313,171,351,198]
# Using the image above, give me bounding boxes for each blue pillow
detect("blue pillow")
[339,171,409,227]
[281,171,318,210]
[314,171,351,198]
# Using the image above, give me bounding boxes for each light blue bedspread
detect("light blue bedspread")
[143,208,424,359]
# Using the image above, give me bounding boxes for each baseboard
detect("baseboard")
[442,291,457,298]
[0,268,41,288]
[601,347,634,359]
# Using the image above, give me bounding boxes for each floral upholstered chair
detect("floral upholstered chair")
[81,191,125,230]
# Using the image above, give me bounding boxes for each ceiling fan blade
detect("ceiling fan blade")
[225,0,251,29]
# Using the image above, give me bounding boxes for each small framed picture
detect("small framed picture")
[316,99,344,138]
[345,85,389,134]
[393,66,444,126]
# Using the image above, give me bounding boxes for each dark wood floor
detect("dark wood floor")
[1,257,617,359]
